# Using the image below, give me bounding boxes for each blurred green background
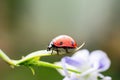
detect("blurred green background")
[0,0,120,80]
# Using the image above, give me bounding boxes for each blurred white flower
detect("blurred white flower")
[55,49,111,80]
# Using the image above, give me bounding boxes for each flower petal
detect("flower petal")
[72,49,89,60]
[89,50,111,72]
[62,57,81,67]
[61,57,70,77]
[102,76,112,80]
[71,49,89,65]
[55,62,66,76]
[98,74,112,80]
[55,57,78,76]
[71,49,91,71]
[63,74,79,80]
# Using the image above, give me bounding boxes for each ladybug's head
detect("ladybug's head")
[47,41,54,51]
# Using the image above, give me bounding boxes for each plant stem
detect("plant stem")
[33,61,80,74]
[0,50,15,65]
[0,49,80,74]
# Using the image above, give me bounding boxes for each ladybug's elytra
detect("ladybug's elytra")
[47,35,77,54]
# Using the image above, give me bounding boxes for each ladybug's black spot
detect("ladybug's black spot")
[71,41,74,46]
[59,41,63,45]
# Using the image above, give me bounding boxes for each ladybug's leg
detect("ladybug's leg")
[51,47,59,55]
[65,48,69,53]
[51,50,53,55]
[57,50,59,55]
[56,48,59,55]
[51,48,54,55]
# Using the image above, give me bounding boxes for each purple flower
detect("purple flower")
[55,49,111,80]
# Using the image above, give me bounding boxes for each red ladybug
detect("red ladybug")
[47,35,77,54]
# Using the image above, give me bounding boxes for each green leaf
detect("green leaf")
[29,66,35,75]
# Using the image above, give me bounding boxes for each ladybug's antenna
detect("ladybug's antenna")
[75,42,85,51]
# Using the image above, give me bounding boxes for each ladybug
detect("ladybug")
[47,35,77,54]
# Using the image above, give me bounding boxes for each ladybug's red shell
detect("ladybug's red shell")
[52,35,77,48]
[47,35,77,54]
